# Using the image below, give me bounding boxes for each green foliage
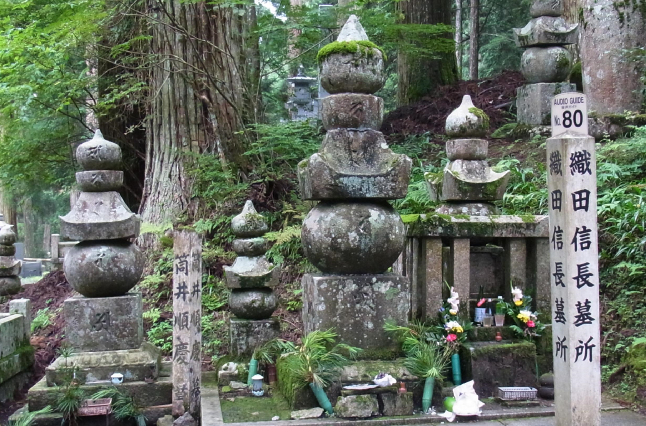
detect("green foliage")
[202,316,227,357]
[146,320,173,355]
[494,158,548,215]
[316,40,386,63]
[56,382,84,425]
[265,225,304,266]
[90,387,145,426]
[202,275,229,313]
[31,308,54,333]
[8,406,53,426]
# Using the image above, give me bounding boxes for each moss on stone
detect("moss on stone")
[471,341,536,359]
[317,40,386,64]
[518,214,536,223]
[355,347,403,361]
[468,107,490,130]
[400,214,421,224]
[220,393,293,422]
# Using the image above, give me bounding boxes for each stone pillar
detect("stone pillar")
[423,238,443,319]
[223,201,279,356]
[0,223,21,296]
[513,0,578,125]
[504,238,527,298]
[547,133,601,425]
[172,230,202,417]
[450,239,471,304]
[9,299,31,341]
[50,234,59,261]
[298,15,411,350]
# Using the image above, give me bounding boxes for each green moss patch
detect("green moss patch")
[317,41,386,64]
[468,107,490,130]
[220,393,292,423]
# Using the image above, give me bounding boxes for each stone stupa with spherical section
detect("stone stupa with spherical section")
[298,15,411,352]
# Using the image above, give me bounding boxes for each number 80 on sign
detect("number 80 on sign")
[551,93,588,137]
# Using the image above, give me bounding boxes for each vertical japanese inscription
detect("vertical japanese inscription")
[547,132,601,426]
[172,230,202,417]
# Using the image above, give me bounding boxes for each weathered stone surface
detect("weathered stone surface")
[337,15,369,42]
[76,130,122,170]
[334,395,379,418]
[321,94,383,130]
[581,0,646,114]
[63,241,144,297]
[434,202,499,216]
[301,201,406,274]
[340,359,416,383]
[0,257,21,277]
[446,95,489,137]
[530,0,563,17]
[229,288,277,319]
[513,17,578,47]
[173,413,196,426]
[520,46,571,83]
[320,52,385,94]
[404,214,549,238]
[0,245,16,256]
[440,160,510,201]
[157,415,174,426]
[76,170,124,192]
[290,407,324,420]
[0,276,21,296]
[0,346,33,385]
[446,139,488,160]
[28,376,172,411]
[229,318,280,356]
[459,341,537,397]
[516,82,576,125]
[223,256,279,289]
[60,191,141,241]
[231,238,266,257]
[64,293,143,351]
[0,314,26,359]
[45,342,160,386]
[381,392,413,416]
[231,201,268,238]
[0,225,16,245]
[9,299,31,341]
[229,381,247,389]
[302,274,409,350]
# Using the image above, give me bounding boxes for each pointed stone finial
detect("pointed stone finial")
[445,95,489,137]
[76,129,122,171]
[231,201,268,238]
[337,15,369,42]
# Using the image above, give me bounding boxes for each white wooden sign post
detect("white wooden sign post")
[172,230,203,417]
[548,93,601,426]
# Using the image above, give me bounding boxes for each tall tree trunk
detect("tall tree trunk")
[139,0,260,232]
[468,0,479,80]
[562,0,582,63]
[397,0,458,106]
[23,198,39,258]
[1,188,18,238]
[455,0,463,79]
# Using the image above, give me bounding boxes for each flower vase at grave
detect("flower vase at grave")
[422,376,435,413]
[451,353,462,386]
[309,382,333,415]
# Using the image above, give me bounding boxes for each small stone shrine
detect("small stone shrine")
[0,222,21,295]
[298,15,412,351]
[285,65,318,121]
[224,200,280,356]
[24,130,171,422]
[514,0,578,125]
[427,95,510,216]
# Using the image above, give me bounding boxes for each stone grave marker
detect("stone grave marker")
[172,230,202,417]
[547,102,600,425]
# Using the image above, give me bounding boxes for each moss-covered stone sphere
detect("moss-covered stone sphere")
[229,288,277,320]
[520,47,571,84]
[301,201,405,274]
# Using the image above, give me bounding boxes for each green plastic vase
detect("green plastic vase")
[452,353,462,385]
[309,382,333,415]
[247,358,258,386]
[422,376,435,413]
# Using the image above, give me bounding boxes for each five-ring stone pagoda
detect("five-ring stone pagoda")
[298,15,411,351]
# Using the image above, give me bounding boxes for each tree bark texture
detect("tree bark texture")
[140,0,260,229]
[455,0,463,79]
[469,0,479,80]
[562,0,582,62]
[580,0,645,114]
[0,188,17,238]
[397,0,458,106]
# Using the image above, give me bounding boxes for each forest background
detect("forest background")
[0,0,645,412]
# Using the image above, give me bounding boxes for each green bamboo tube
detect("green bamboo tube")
[452,353,462,385]
[247,358,258,386]
[309,382,333,415]
[422,376,435,413]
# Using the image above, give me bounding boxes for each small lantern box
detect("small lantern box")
[497,387,537,400]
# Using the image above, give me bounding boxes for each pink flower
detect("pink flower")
[527,321,536,328]
[446,334,457,342]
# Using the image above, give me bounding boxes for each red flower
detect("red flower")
[527,320,536,328]
[446,334,457,342]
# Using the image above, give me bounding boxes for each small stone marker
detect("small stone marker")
[172,230,202,417]
[551,93,588,137]
[547,102,600,425]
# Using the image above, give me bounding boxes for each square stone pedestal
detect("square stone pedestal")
[302,274,409,351]
[229,317,280,356]
[64,292,143,352]
[517,83,577,125]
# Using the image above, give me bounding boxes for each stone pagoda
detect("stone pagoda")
[514,0,578,125]
[25,131,170,420]
[0,223,21,295]
[427,95,510,216]
[224,200,280,355]
[285,65,319,121]
[298,15,411,351]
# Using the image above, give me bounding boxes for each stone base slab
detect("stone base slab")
[517,83,576,125]
[64,293,143,352]
[302,274,409,350]
[28,376,172,411]
[229,317,280,356]
[45,342,160,386]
